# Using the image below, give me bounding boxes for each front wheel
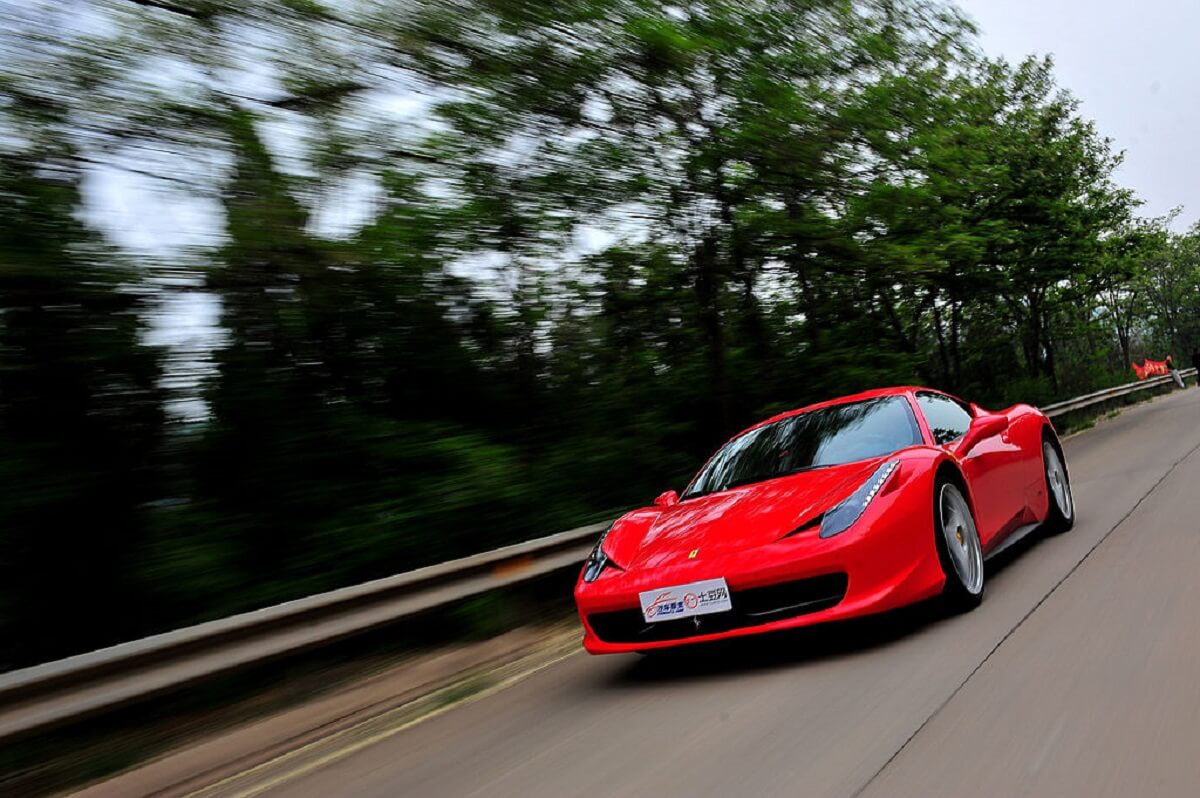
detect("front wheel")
[934,480,985,612]
[1041,438,1075,533]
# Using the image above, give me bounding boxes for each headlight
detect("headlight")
[582,524,615,582]
[819,460,899,539]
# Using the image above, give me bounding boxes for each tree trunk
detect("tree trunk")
[694,236,730,435]
[1118,327,1131,371]
[932,301,951,384]
[950,299,962,388]
[1025,293,1044,379]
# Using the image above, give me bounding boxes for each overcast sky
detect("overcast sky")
[961,0,1200,230]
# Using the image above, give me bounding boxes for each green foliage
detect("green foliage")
[1,0,1197,669]
[0,145,164,668]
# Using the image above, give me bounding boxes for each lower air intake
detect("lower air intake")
[588,573,848,645]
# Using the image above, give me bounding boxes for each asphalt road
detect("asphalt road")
[261,387,1200,798]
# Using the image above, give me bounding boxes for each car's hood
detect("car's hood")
[604,458,885,570]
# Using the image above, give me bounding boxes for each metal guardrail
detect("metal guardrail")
[1041,368,1197,418]
[1,369,1195,743]
[0,521,605,743]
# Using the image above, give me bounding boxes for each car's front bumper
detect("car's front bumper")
[573,494,945,654]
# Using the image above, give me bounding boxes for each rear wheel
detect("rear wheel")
[934,479,985,611]
[1041,437,1075,533]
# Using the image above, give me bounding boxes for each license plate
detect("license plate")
[639,578,732,623]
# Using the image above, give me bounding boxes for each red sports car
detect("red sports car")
[574,387,1074,654]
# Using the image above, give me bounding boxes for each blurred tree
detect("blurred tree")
[0,122,163,667]
[0,0,1184,668]
[1138,224,1200,357]
[1095,215,1174,371]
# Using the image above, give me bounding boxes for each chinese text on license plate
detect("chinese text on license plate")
[639,578,732,623]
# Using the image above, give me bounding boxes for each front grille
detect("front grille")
[588,573,848,645]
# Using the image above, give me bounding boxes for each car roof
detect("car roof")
[737,385,938,439]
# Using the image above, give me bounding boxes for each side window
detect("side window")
[916,393,973,445]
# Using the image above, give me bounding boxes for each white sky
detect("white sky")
[960,0,1200,229]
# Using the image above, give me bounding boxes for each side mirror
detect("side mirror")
[957,414,1008,456]
[653,490,679,507]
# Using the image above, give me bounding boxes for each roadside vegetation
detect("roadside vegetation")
[3,0,1200,669]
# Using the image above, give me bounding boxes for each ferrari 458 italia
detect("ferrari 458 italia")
[574,387,1074,654]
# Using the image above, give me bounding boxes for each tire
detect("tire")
[1041,435,1075,533]
[933,478,985,612]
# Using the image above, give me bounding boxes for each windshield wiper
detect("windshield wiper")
[779,463,830,477]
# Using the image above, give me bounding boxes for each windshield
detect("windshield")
[682,396,922,499]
